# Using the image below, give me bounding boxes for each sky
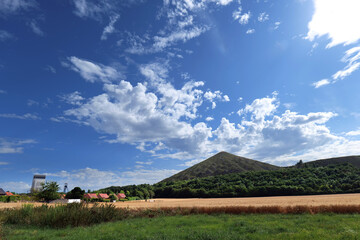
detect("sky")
[1,0,360,193]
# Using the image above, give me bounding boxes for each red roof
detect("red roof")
[5,192,13,196]
[97,193,109,199]
[84,193,98,199]
[117,193,126,199]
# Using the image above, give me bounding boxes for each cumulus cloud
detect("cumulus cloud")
[205,117,214,121]
[64,56,122,83]
[0,138,36,154]
[306,0,360,48]
[204,90,230,109]
[307,0,360,85]
[60,57,360,165]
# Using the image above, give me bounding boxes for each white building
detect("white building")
[31,175,46,193]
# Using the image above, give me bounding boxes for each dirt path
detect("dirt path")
[1,193,360,209]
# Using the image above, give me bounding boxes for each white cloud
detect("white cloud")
[312,79,330,88]
[42,167,179,190]
[135,161,153,165]
[0,138,36,154]
[205,117,214,121]
[45,65,56,73]
[60,58,360,166]
[246,29,255,34]
[204,90,230,109]
[59,91,84,106]
[0,161,9,165]
[274,21,281,30]
[215,0,234,5]
[0,113,40,120]
[258,12,269,22]
[0,0,36,16]
[101,14,119,40]
[237,92,278,120]
[127,26,208,54]
[346,129,360,136]
[0,30,14,41]
[0,181,31,193]
[332,46,360,80]
[307,0,360,84]
[28,20,44,36]
[306,0,360,48]
[65,56,122,83]
[239,12,251,25]
[27,99,39,106]
[0,89,7,94]
[72,0,111,20]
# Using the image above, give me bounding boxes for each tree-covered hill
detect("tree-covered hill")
[161,151,280,182]
[154,164,360,198]
[303,156,360,168]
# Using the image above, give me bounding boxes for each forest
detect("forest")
[100,163,360,199]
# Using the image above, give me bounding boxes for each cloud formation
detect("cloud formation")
[59,58,360,165]
[0,0,36,16]
[0,138,36,154]
[65,56,122,83]
[307,0,360,86]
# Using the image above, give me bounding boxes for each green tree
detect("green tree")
[37,181,60,202]
[66,187,85,199]
[109,194,117,202]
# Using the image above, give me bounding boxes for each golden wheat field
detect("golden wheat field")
[1,193,360,209]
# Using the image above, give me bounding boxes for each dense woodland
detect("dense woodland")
[101,163,360,199]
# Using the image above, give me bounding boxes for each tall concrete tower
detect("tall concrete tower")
[31,175,46,193]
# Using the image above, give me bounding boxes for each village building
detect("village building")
[0,188,5,195]
[116,193,126,199]
[83,193,98,199]
[97,193,109,199]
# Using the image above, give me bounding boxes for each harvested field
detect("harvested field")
[1,193,360,209]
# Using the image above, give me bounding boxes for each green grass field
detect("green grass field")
[2,214,360,240]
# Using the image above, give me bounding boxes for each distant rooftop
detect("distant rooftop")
[33,175,46,179]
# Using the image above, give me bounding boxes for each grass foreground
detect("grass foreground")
[2,214,360,240]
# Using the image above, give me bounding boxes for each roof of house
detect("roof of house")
[5,192,13,196]
[117,193,126,198]
[0,188,5,195]
[98,193,109,199]
[84,193,98,198]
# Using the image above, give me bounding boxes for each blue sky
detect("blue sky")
[1,0,360,193]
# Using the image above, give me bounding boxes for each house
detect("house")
[116,193,126,199]
[5,192,13,196]
[84,193,98,199]
[97,193,109,199]
[0,188,5,195]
